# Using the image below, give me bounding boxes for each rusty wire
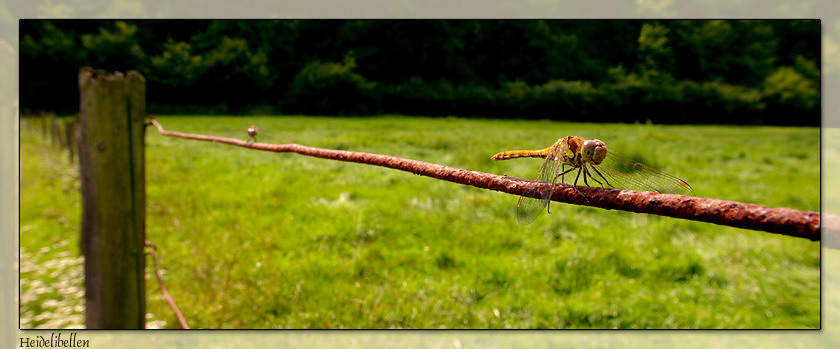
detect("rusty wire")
[145,240,189,329]
[147,118,822,242]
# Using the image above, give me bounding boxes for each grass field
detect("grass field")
[20,115,820,329]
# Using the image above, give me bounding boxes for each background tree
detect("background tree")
[19,19,820,125]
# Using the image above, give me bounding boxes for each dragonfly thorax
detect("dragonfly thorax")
[559,136,587,167]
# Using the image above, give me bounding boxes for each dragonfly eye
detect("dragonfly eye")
[592,146,608,164]
[582,140,598,151]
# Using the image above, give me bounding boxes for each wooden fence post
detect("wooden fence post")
[40,111,47,139]
[49,113,60,147]
[78,67,146,329]
[64,118,77,164]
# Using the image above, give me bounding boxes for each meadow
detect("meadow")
[19,115,820,329]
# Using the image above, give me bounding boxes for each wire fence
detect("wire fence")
[20,111,823,242]
[22,108,828,330]
[147,117,822,242]
[20,111,79,164]
[144,240,189,329]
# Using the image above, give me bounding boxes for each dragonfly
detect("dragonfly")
[492,136,694,225]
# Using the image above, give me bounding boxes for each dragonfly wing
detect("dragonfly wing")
[589,150,695,196]
[516,193,543,225]
[516,151,566,225]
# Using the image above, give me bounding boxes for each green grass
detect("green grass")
[19,115,820,329]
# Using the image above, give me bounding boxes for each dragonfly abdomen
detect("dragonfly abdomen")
[491,148,551,161]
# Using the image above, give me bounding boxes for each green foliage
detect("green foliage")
[637,22,675,80]
[671,20,778,87]
[199,37,272,88]
[193,36,275,112]
[286,56,377,115]
[367,71,814,125]
[20,21,76,60]
[499,80,533,112]
[531,80,607,118]
[149,40,201,86]
[79,21,147,71]
[145,34,276,113]
[793,55,820,82]
[763,65,820,112]
[19,19,820,124]
[676,80,765,123]
[20,116,820,329]
[20,21,86,113]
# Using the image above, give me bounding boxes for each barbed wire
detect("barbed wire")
[146,118,822,242]
[145,240,189,329]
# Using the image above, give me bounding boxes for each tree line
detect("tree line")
[20,19,820,125]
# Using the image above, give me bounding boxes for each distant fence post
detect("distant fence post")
[64,117,78,164]
[78,67,146,329]
[40,111,47,139]
[49,113,60,147]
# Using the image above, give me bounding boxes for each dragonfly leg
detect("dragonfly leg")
[572,167,591,203]
[582,166,591,187]
[552,166,577,182]
[583,165,606,187]
[590,166,614,189]
[549,166,579,213]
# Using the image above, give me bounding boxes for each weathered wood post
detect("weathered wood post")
[40,111,47,139]
[78,67,146,329]
[64,118,77,164]
[49,113,60,147]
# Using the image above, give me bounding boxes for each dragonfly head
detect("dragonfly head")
[582,139,608,164]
